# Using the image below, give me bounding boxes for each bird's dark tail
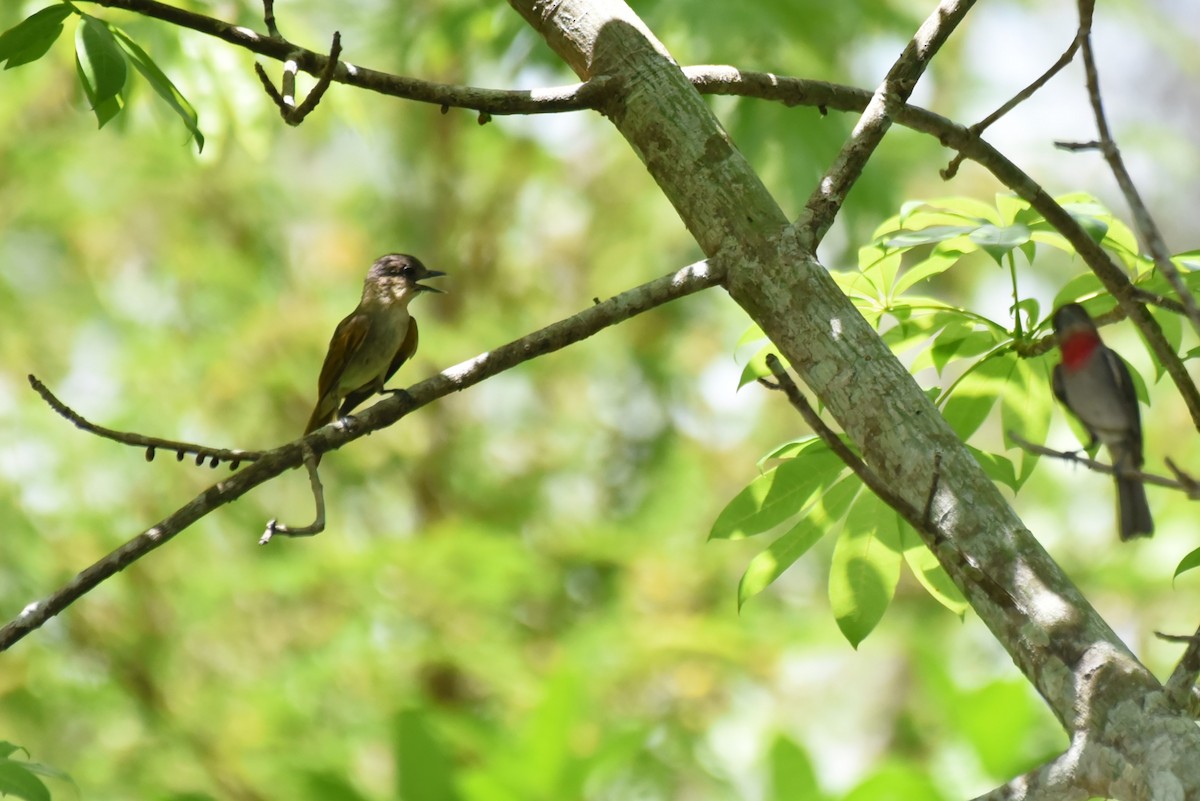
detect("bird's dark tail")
[1116,477,1153,540]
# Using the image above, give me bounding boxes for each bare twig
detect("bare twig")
[259,444,325,542]
[255,32,342,125]
[1008,430,1198,496]
[288,33,341,122]
[0,260,721,652]
[943,33,1080,179]
[28,374,261,469]
[1073,0,1200,338]
[83,0,613,116]
[795,0,978,248]
[1163,623,1200,712]
[261,0,280,39]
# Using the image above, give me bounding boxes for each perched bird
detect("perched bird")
[304,253,444,435]
[1051,303,1152,539]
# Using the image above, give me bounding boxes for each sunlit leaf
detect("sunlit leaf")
[892,248,962,296]
[737,342,783,389]
[1050,274,1106,311]
[940,352,1017,440]
[966,446,1018,491]
[899,523,967,616]
[994,192,1030,226]
[969,223,1031,265]
[1174,547,1200,583]
[737,475,857,607]
[393,708,459,801]
[829,491,902,648]
[880,224,975,248]
[110,25,205,151]
[1001,355,1053,487]
[842,763,944,801]
[711,443,846,540]
[767,736,825,801]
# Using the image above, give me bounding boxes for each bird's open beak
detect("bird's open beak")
[416,270,447,293]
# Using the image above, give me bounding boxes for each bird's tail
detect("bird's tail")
[1112,444,1153,540]
[304,398,336,435]
[1116,477,1153,540]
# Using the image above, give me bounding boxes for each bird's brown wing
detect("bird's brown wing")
[304,312,371,433]
[337,317,419,416]
[383,316,419,386]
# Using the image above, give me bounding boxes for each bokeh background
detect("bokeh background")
[2,1,1199,799]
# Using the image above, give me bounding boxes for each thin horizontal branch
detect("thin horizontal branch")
[1009,431,1200,497]
[28,374,262,468]
[82,0,612,115]
[0,260,721,652]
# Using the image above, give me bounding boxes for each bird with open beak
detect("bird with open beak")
[304,253,444,435]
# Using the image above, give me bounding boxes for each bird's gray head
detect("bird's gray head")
[365,253,446,298]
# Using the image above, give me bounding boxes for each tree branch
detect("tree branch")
[0,260,721,652]
[688,65,1200,430]
[796,0,978,248]
[1008,431,1200,497]
[82,0,613,116]
[969,747,1090,801]
[1072,0,1200,338]
[28,374,261,469]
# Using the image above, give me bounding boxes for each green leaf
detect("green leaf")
[1050,274,1105,310]
[922,325,998,376]
[967,445,1018,491]
[1001,355,1052,487]
[1061,202,1109,243]
[899,524,967,616]
[393,708,460,801]
[110,25,205,152]
[76,15,127,105]
[0,4,74,69]
[711,443,845,540]
[969,223,1031,265]
[738,343,781,389]
[880,224,975,248]
[829,491,902,648]
[767,736,825,801]
[0,759,50,801]
[879,306,959,355]
[737,474,857,607]
[74,55,123,126]
[940,353,1017,440]
[843,762,945,801]
[892,248,962,296]
[1174,547,1200,583]
[994,192,1030,226]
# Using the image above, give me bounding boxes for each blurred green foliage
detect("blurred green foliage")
[1,1,1199,800]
